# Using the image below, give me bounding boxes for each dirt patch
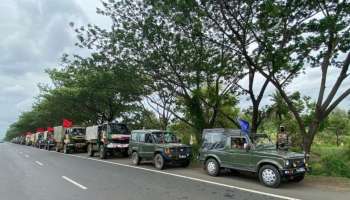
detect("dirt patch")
[304,175,350,191]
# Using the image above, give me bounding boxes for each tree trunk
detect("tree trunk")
[303,120,320,157]
[250,103,259,139]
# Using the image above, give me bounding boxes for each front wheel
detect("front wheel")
[63,144,69,154]
[205,158,220,176]
[99,145,107,159]
[154,154,165,170]
[132,151,141,165]
[259,165,281,188]
[87,144,94,157]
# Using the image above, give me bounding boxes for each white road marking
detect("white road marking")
[65,154,300,200]
[35,161,44,166]
[62,176,87,190]
[25,154,29,158]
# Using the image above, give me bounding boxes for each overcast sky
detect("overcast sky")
[0,0,349,139]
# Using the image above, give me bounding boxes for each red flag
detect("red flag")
[63,119,73,128]
[47,127,54,132]
[36,128,45,132]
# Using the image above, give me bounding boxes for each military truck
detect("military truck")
[86,123,130,159]
[129,130,192,170]
[43,131,55,150]
[30,133,36,147]
[25,133,32,146]
[34,131,45,148]
[54,126,87,154]
[199,128,308,188]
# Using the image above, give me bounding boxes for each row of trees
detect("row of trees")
[6,0,350,154]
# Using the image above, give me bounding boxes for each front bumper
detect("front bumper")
[163,153,191,161]
[281,166,310,176]
[106,143,129,149]
[67,143,86,148]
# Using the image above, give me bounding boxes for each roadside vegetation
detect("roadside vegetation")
[5,1,350,178]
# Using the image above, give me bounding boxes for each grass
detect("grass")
[309,143,350,178]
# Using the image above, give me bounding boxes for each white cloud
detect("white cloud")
[0,0,98,138]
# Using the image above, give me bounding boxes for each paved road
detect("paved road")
[1,143,349,200]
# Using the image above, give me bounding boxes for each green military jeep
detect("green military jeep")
[199,129,308,188]
[129,130,192,170]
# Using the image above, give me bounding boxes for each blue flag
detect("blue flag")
[238,119,250,135]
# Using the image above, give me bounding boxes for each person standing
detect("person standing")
[276,126,289,151]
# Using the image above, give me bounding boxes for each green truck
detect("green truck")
[86,123,130,159]
[54,126,87,154]
[199,128,308,188]
[129,130,192,170]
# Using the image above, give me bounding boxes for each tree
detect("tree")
[326,109,349,146]
[47,54,146,124]
[195,0,350,154]
[73,1,243,142]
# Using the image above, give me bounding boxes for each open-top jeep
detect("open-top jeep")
[199,129,308,188]
[129,130,192,169]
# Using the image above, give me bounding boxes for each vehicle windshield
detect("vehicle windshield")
[152,132,178,144]
[202,132,226,150]
[70,128,86,136]
[108,123,130,135]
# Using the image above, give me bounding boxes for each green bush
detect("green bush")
[321,155,350,178]
[310,145,350,178]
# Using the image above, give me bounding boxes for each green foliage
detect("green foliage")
[311,145,350,178]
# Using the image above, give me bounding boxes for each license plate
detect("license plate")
[296,167,305,172]
[179,155,187,158]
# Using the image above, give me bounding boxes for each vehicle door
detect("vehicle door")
[140,133,155,159]
[225,136,252,170]
[130,132,142,153]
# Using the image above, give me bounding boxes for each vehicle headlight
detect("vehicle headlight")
[285,160,290,166]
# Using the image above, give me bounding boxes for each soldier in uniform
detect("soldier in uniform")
[276,126,289,151]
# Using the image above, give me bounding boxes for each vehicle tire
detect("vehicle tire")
[259,165,281,188]
[99,145,107,159]
[205,158,220,176]
[181,159,191,168]
[292,174,305,182]
[154,154,165,170]
[63,144,69,154]
[87,144,94,157]
[132,151,141,165]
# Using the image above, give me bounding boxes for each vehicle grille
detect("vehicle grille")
[171,147,191,155]
[292,159,304,168]
[111,139,129,144]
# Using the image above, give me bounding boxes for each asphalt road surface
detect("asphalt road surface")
[1,143,349,200]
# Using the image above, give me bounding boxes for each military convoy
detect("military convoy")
[10,124,309,188]
[129,130,192,169]
[54,126,87,154]
[199,129,307,187]
[43,130,55,150]
[34,131,45,149]
[86,122,130,159]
